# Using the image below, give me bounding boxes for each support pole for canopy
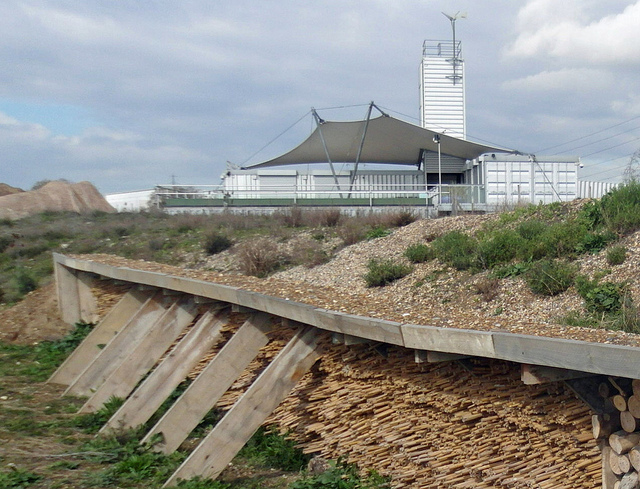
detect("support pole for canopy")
[348,102,374,197]
[312,108,343,198]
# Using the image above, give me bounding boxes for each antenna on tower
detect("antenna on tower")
[442,11,466,85]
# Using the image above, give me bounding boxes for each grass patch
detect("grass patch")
[290,460,390,489]
[363,259,412,287]
[239,426,310,472]
[525,260,577,296]
[404,243,433,263]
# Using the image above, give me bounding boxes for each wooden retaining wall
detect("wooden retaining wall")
[49,253,640,488]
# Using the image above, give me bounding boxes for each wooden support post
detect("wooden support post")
[414,350,468,363]
[521,364,593,385]
[76,271,99,324]
[427,351,469,363]
[48,288,154,386]
[331,333,345,345]
[79,297,199,413]
[63,291,170,397]
[344,334,369,345]
[55,262,82,325]
[602,442,619,489]
[164,326,322,486]
[101,309,228,433]
[142,313,273,453]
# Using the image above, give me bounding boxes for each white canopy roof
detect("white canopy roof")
[244,114,512,169]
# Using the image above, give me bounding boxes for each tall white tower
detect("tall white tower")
[420,14,466,139]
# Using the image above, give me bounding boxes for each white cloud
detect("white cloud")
[507,0,640,64]
[502,68,614,92]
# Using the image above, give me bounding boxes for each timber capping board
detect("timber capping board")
[53,253,640,379]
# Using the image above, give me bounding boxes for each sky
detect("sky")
[1,0,640,194]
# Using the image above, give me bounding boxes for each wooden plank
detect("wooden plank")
[48,288,152,386]
[493,333,640,378]
[427,351,469,363]
[54,262,80,325]
[101,309,228,432]
[142,313,273,453]
[521,364,593,385]
[401,324,496,357]
[77,271,99,324]
[63,291,170,397]
[79,297,199,413]
[164,326,322,486]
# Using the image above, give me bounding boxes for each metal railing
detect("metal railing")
[155,183,487,207]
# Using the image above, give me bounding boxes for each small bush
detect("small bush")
[384,210,417,228]
[474,278,500,302]
[365,226,392,240]
[338,221,367,246]
[0,235,14,253]
[279,206,305,228]
[607,245,627,266]
[203,232,233,255]
[525,259,577,296]
[364,258,412,287]
[236,238,283,277]
[430,231,478,270]
[317,209,342,227]
[405,243,433,263]
[15,268,38,295]
[516,219,547,240]
[295,243,331,268]
[476,229,523,269]
[0,468,42,488]
[575,231,617,254]
[290,461,390,489]
[492,262,531,279]
[575,276,626,314]
[599,180,640,234]
[239,426,310,472]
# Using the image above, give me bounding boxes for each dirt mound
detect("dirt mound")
[0,183,23,197]
[0,181,115,220]
[0,282,70,344]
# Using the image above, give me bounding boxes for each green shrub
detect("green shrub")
[599,180,640,234]
[516,219,547,240]
[0,235,14,253]
[492,262,531,279]
[365,226,392,240]
[607,245,627,266]
[290,461,390,489]
[239,426,310,472]
[74,396,125,433]
[404,243,433,263]
[476,229,523,269]
[364,259,412,287]
[430,231,478,270]
[525,259,577,296]
[203,232,233,255]
[575,276,626,314]
[533,221,588,260]
[15,268,38,295]
[575,231,617,254]
[0,467,42,488]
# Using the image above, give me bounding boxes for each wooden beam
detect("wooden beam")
[101,309,228,433]
[163,326,322,486]
[48,288,153,386]
[231,304,257,313]
[76,271,99,324]
[79,297,199,413]
[63,291,169,397]
[344,334,369,345]
[54,262,81,325]
[142,313,272,453]
[521,364,594,385]
[414,350,469,364]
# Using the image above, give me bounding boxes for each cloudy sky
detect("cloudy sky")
[2,0,640,194]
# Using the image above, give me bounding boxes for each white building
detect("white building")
[105,189,156,212]
[420,40,465,139]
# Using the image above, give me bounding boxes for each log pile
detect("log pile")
[200,326,600,489]
[594,378,640,489]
